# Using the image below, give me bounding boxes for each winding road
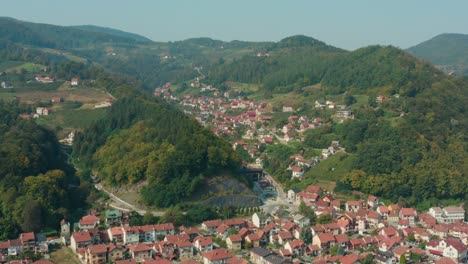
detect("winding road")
[95,184,165,216]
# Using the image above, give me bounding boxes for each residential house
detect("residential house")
[202,248,234,264]
[36,107,49,116]
[277,231,294,246]
[252,212,270,229]
[426,238,467,262]
[292,214,310,228]
[71,77,79,86]
[79,215,100,230]
[367,195,379,208]
[176,240,194,261]
[291,166,304,179]
[399,208,417,226]
[250,247,272,264]
[108,227,124,245]
[312,233,336,253]
[226,235,242,251]
[194,236,213,253]
[85,244,107,264]
[346,200,364,213]
[429,207,465,223]
[105,209,122,226]
[60,219,71,245]
[287,188,301,204]
[154,223,175,236]
[107,244,125,263]
[245,232,264,248]
[122,226,140,244]
[71,231,92,252]
[284,240,305,258]
[282,105,293,112]
[127,244,152,262]
[202,220,223,233]
[19,232,35,252]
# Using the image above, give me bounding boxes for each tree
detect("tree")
[129,211,143,226]
[344,94,357,106]
[300,227,312,244]
[298,201,316,225]
[317,214,333,224]
[400,255,407,264]
[19,200,43,232]
[143,212,159,225]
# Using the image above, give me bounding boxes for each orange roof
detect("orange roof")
[195,236,213,246]
[88,244,107,254]
[109,226,123,236]
[227,234,243,243]
[202,248,234,261]
[154,223,174,231]
[306,185,321,193]
[128,243,151,253]
[21,232,35,242]
[144,259,173,264]
[72,231,92,243]
[317,233,335,243]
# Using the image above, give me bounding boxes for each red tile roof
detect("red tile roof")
[202,248,234,261]
[20,232,35,242]
[72,231,92,243]
[88,244,107,254]
[227,234,242,243]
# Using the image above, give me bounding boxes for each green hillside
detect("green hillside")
[407,33,468,75]
[72,25,152,42]
[0,17,143,49]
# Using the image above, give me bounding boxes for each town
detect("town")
[0,184,465,264]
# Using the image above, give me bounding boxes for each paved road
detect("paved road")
[260,172,299,215]
[269,130,287,145]
[95,184,165,216]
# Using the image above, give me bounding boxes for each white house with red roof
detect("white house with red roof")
[71,77,79,86]
[202,248,234,264]
[70,231,92,252]
[399,208,417,226]
[79,215,100,230]
[426,238,467,262]
[194,236,213,253]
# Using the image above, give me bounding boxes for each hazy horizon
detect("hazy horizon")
[2,0,468,50]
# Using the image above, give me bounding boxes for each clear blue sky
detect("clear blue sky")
[2,0,468,50]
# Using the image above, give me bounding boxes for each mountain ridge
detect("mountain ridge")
[407,33,468,75]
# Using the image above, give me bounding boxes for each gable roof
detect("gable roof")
[202,248,234,261]
[250,247,271,257]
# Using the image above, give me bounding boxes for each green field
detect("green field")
[0,61,24,71]
[50,245,81,264]
[289,152,354,191]
[36,108,107,137]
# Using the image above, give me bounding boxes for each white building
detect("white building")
[429,207,465,223]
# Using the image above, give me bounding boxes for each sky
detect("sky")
[2,0,468,50]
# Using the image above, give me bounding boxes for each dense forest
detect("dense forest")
[0,101,90,239]
[407,33,468,75]
[1,18,466,212]
[73,78,241,207]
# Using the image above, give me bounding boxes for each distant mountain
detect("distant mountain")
[276,35,342,51]
[407,33,468,75]
[0,17,145,49]
[73,25,152,42]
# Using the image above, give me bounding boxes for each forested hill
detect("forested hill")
[207,44,441,97]
[73,76,241,208]
[0,17,146,49]
[0,101,89,239]
[407,33,468,75]
[72,25,152,42]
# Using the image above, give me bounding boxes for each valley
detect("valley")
[0,16,466,264]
